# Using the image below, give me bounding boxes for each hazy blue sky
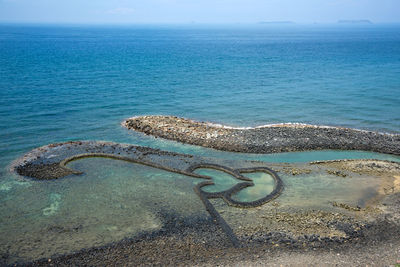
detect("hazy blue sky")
[0,0,399,24]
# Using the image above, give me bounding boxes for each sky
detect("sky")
[0,0,399,24]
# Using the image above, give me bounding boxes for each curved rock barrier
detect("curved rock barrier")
[188,164,283,208]
[123,115,400,155]
[59,153,208,180]
[11,141,284,248]
[12,143,283,209]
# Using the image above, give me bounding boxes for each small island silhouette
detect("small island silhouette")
[338,20,373,24]
[258,21,295,25]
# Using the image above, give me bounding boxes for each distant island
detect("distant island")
[338,20,373,24]
[258,21,295,25]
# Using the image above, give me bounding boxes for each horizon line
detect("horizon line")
[1,21,400,26]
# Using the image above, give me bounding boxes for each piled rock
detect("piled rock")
[124,115,400,155]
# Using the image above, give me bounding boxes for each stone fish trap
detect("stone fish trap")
[14,146,284,248]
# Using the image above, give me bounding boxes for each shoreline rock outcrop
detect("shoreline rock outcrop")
[124,115,400,155]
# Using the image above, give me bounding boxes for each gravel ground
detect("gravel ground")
[25,210,400,266]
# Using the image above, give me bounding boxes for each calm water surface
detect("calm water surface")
[1,24,400,168]
[0,24,399,263]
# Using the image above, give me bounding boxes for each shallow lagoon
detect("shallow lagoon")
[1,150,395,263]
[0,158,207,262]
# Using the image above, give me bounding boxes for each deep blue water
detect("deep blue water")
[1,24,400,175]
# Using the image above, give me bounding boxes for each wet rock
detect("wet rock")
[327,170,348,177]
[332,201,361,211]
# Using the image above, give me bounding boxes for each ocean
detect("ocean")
[1,24,400,165]
[0,24,400,263]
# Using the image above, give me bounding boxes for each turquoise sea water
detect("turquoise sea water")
[1,24,400,263]
[1,24,400,166]
[1,23,400,187]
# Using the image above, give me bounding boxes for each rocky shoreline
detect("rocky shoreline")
[123,115,400,155]
[6,141,400,266]
[27,215,400,266]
